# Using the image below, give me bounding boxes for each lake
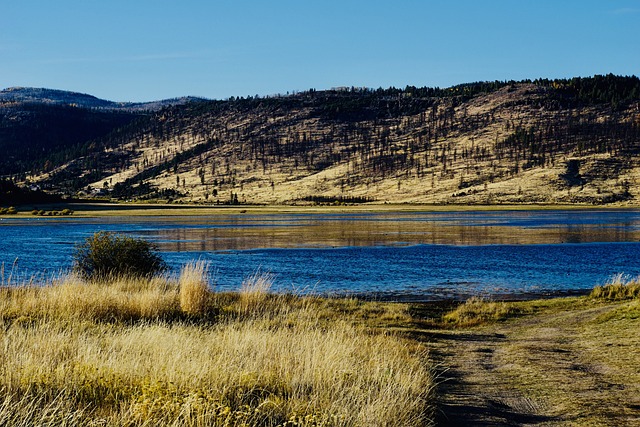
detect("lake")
[1,209,640,300]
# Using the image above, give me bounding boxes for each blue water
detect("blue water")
[178,243,640,299]
[1,210,640,299]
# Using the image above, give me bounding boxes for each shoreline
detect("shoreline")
[4,200,640,217]
[345,288,592,303]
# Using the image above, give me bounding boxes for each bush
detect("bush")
[73,231,168,280]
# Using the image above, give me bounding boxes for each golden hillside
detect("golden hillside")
[26,76,640,205]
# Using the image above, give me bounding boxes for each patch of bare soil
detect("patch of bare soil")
[425,304,640,426]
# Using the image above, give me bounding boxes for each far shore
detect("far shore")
[4,200,640,217]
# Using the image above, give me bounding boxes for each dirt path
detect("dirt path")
[423,303,640,426]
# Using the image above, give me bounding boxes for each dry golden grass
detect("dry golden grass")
[441,296,528,327]
[0,268,434,426]
[179,261,210,316]
[238,270,275,317]
[0,273,180,323]
[589,273,640,300]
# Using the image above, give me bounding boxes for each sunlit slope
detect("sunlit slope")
[26,76,640,205]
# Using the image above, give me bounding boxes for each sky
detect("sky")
[1,0,639,102]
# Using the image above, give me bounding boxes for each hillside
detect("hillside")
[6,75,640,205]
[0,88,204,179]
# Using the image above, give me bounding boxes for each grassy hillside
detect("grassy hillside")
[6,75,640,205]
[0,88,204,189]
[0,103,140,178]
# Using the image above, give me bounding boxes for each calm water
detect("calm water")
[2,210,640,300]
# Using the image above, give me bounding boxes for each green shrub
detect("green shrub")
[73,231,168,280]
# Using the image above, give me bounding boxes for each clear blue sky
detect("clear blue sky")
[2,0,639,102]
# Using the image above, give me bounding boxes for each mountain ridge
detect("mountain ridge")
[0,86,206,111]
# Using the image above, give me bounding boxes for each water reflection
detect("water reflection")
[144,211,640,251]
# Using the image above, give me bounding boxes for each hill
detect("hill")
[0,87,204,111]
[4,75,640,205]
[0,88,204,180]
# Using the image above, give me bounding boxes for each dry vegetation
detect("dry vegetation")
[425,275,640,426]
[2,262,640,426]
[0,263,433,427]
[441,296,529,327]
[589,273,640,300]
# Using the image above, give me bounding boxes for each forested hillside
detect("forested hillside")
[0,103,140,176]
[0,88,204,181]
[4,75,640,205]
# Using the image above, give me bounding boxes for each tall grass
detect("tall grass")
[0,273,180,323]
[590,274,640,301]
[0,268,434,426]
[0,258,23,287]
[179,261,210,316]
[239,270,276,317]
[0,392,87,427]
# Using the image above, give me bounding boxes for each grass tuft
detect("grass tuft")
[238,270,276,317]
[442,297,525,326]
[589,273,640,301]
[178,260,210,317]
[0,273,180,323]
